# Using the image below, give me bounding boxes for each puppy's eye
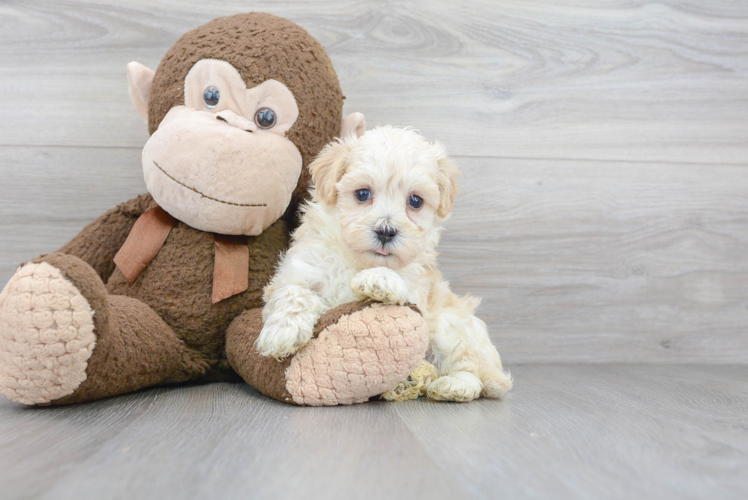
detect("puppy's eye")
[203,86,220,108]
[355,189,371,202]
[408,194,423,209]
[255,107,276,129]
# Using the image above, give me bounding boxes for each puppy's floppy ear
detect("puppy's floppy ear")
[309,136,356,206]
[433,142,461,218]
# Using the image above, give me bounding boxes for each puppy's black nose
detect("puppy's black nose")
[375,225,397,245]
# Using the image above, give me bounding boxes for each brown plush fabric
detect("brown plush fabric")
[23,253,206,406]
[105,204,290,377]
[225,308,294,402]
[148,13,344,208]
[56,194,157,282]
[53,294,209,405]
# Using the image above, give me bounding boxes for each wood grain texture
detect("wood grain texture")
[0,0,747,162]
[0,365,746,500]
[0,146,145,278]
[441,157,748,363]
[2,147,745,363]
[393,364,748,500]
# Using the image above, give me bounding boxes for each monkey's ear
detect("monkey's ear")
[341,112,366,139]
[433,142,461,218]
[309,138,355,206]
[127,61,155,123]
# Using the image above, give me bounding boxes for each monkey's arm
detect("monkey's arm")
[55,193,155,282]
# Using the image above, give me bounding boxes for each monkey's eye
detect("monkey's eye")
[408,194,423,209]
[255,107,276,129]
[355,189,371,202]
[203,86,220,108]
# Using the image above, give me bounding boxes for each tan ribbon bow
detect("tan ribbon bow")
[113,206,249,303]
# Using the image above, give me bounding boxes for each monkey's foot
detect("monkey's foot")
[381,360,438,402]
[0,261,97,405]
[228,301,430,406]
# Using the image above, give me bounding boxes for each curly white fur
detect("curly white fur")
[258,126,512,401]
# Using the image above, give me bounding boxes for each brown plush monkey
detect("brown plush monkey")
[0,13,428,406]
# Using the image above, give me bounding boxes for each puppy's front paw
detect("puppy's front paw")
[256,317,314,360]
[351,267,409,305]
[427,372,483,402]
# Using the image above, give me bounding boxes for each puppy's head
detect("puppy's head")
[309,126,460,269]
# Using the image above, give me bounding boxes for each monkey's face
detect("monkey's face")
[141,59,302,235]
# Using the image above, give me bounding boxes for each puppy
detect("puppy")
[257,126,512,402]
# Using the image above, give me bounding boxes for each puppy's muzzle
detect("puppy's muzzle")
[374,224,397,245]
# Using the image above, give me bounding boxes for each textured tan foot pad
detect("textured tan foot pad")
[285,303,429,406]
[0,262,96,405]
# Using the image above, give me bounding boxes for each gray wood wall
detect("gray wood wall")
[1,0,746,364]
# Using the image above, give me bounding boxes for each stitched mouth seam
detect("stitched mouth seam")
[153,161,267,208]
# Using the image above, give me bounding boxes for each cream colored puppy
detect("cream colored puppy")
[257,126,512,402]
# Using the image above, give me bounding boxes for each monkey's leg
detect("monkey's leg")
[0,253,208,405]
[226,302,429,406]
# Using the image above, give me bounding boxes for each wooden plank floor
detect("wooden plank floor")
[1,1,747,499]
[1,365,746,500]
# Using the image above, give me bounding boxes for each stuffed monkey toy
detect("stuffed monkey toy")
[0,13,428,406]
